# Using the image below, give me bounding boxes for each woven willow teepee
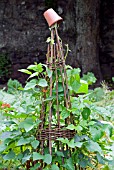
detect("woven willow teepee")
[34,9,75,169]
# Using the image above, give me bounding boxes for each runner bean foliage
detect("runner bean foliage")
[0,63,114,169]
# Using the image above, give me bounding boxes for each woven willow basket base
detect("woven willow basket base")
[37,127,75,141]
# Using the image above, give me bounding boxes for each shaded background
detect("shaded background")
[0,0,114,85]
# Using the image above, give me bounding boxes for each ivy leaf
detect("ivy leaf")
[31,140,39,149]
[81,107,91,120]
[44,154,52,164]
[51,164,59,170]
[38,79,48,87]
[33,152,44,161]
[3,150,15,160]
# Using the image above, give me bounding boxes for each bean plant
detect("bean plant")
[0,63,114,170]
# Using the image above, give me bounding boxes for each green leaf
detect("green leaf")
[82,72,96,85]
[28,72,38,79]
[71,80,81,93]
[17,137,30,146]
[66,124,75,130]
[58,83,64,92]
[101,165,110,170]
[46,37,54,44]
[68,139,83,148]
[61,108,70,119]
[27,64,38,70]
[33,152,44,161]
[57,138,69,144]
[18,69,32,75]
[79,120,88,127]
[0,143,7,152]
[24,123,34,132]
[79,158,89,168]
[46,37,51,43]
[96,153,105,165]
[81,107,91,120]
[72,68,81,75]
[38,79,48,87]
[89,126,104,141]
[75,125,83,132]
[65,158,75,170]
[24,79,37,90]
[51,164,59,170]
[44,154,52,164]
[88,121,96,126]
[19,118,35,132]
[31,140,39,149]
[3,150,15,160]
[66,65,72,70]
[74,142,83,148]
[22,154,31,164]
[43,96,54,102]
[85,140,102,154]
[7,79,22,93]
[56,151,64,157]
[68,139,76,148]
[30,163,41,170]
[4,138,12,145]
[76,80,88,94]
[17,153,23,160]
[27,63,43,73]
[47,68,52,78]
[102,122,113,137]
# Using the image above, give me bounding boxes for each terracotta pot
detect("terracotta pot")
[43,8,63,27]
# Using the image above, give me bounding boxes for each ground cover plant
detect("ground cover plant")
[0,63,114,170]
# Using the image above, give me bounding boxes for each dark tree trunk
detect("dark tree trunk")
[75,0,102,82]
